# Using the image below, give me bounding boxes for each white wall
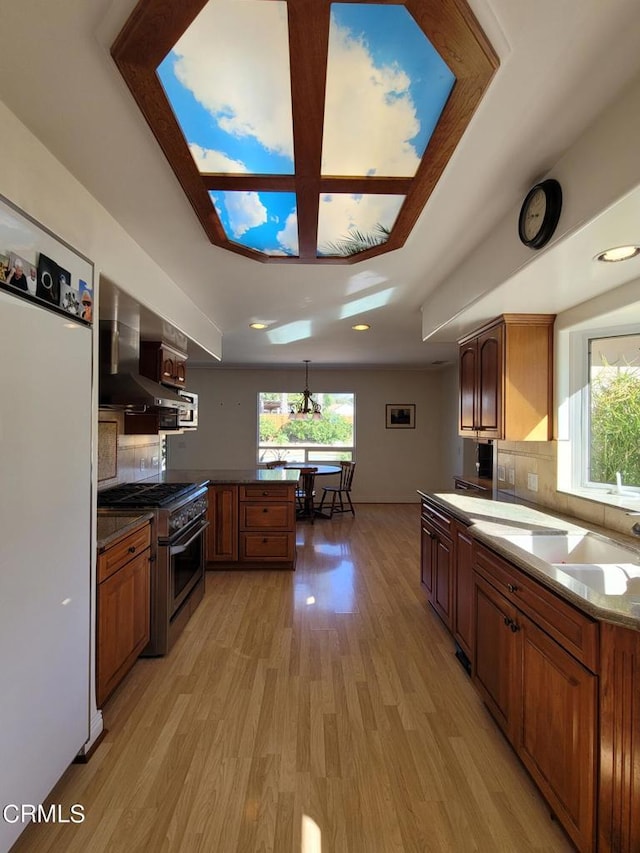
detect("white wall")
[167,367,457,502]
[437,364,465,484]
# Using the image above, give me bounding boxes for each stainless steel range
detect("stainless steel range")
[97,481,209,655]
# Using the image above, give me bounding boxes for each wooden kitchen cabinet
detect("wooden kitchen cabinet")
[139,340,188,389]
[473,571,520,741]
[458,314,555,440]
[453,476,491,494]
[420,515,435,595]
[420,496,455,630]
[598,623,640,853]
[453,522,474,661]
[473,541,597,851]
[207,484,238,563]
[97,520,151,706]
[207,482,296,569]
[518,613,597,853]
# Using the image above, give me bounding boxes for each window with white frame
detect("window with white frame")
[257,392,354,464]
[582,332,640,491]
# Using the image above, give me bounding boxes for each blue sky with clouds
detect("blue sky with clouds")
[157,1,455,255]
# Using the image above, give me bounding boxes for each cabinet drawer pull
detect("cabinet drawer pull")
[504,616,512,628]
[262,490,269,496]
[263,508,268,513]
[263,537,268,543]
[128,546,136,554]
[507,583,519,593]
[509,621,520,633]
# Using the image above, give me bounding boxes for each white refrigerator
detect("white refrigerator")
[0,288,92,852]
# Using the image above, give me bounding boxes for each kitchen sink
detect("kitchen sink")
[499,532,640,595]
[549,564,640,595]
[500,532,640,565]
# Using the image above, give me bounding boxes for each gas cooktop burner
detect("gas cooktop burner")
[97,482,198,508]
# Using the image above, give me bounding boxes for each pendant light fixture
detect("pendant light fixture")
[289,360,322,420]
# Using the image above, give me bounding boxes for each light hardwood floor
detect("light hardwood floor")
[12,505,572,852]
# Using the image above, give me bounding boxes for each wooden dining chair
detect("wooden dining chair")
[296,467,318,523]
[265,460,287,468]
[317,461,356,517]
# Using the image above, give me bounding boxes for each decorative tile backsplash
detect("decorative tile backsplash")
[495,440,634,536]
[97,409,161,489]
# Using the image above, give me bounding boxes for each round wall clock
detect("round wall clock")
[518,178,562,249]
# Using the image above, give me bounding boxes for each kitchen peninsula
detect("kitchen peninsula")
[152,469,301,571]
[419,489,640,853]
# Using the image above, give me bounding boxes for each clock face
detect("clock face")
[522,188,547,241]
[518,179,562,249]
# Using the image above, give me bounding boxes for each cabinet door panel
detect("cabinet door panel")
[454,525,474,660]
[207,484,238,562]
[420,517,436,596]
[97,550,150,706]
[518,615,596,852]
[477,326,503,436]
[433,533,453,629]
[459,343,477,434]
[473,573,519,741]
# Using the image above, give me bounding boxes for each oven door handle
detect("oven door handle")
[169,519,210,555]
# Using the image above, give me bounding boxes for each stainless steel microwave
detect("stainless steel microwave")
[178,390,198,429]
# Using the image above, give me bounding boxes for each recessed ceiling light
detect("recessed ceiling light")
[352,323,371,331]
[249,322,268,329]
[595,245,640,262]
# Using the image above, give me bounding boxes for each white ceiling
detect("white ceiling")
[1,0,640,367]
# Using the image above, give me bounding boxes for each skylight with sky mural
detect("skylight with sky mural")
[113,0,498,263]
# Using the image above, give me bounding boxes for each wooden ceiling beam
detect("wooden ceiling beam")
[287,0,330,258]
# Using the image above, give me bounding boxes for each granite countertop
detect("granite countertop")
[142,468,300,485]
[418,490,640,630]
[96,511,153,551]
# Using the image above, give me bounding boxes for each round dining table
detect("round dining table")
[282,463,342,520]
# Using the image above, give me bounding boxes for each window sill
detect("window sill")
[558,487,640,513]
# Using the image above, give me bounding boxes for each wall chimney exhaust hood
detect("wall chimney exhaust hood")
[99,321,188,411]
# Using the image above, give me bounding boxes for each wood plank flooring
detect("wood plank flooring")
[12,505,572,852]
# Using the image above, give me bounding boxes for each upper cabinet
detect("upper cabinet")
[140,340,187,390]
[458,314,555,441]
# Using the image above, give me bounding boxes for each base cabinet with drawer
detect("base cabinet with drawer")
[418,494,640,851]
[207,482,296,570]
[420,497,454,628]
[97,520,151,707]
[473,541,597,852]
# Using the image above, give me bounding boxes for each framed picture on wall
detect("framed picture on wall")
[386,404,415,429]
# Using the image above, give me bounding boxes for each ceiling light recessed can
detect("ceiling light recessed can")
[595,245,640,263]
[249,322,268,329]
[352,323,371,331]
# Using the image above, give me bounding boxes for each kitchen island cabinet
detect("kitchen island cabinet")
[160,470,299,571]
[96,515,151,706]
[207,484,238,563]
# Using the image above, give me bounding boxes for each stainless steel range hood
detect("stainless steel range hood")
[99,321,185,410]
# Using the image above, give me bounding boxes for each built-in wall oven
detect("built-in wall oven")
[97,481,209,655]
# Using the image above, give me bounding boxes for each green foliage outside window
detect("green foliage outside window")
[590,367,640,486]
[259,413,352,445]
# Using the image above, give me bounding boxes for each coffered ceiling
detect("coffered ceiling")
[1,0,640,366]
